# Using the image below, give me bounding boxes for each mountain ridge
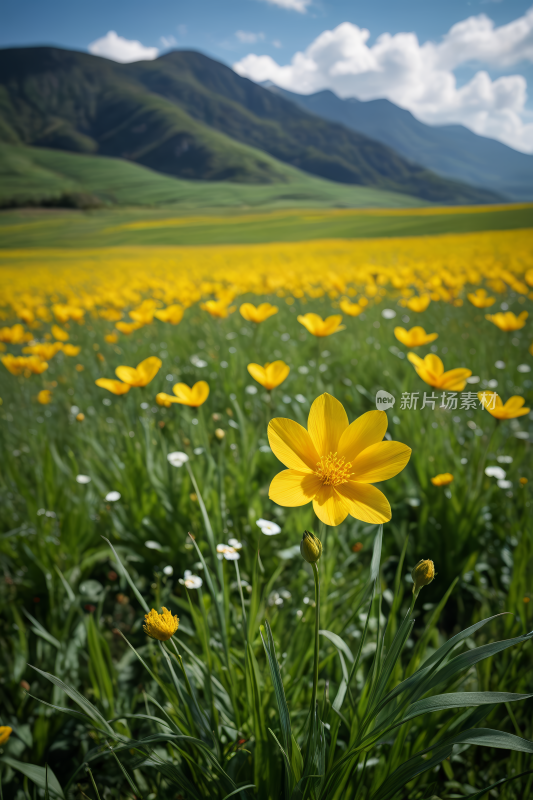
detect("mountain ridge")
[0,46,503,204]
[263,84,533,202]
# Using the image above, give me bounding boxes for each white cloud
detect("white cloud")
[88,31,159,63]
[236,31,265,44]
[160,35,177,49]
[234,8,533,153]
[272,40,282,49]
[259,0,312,13]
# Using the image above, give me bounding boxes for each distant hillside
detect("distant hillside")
[0,141,431,210]
[0,46,503,205]
[265,85,533,202]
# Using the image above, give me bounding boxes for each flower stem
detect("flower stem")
[308,560,321,746]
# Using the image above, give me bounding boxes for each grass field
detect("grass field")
[1,210,533,799]
[0,142,430,213]
[1,202,532,249]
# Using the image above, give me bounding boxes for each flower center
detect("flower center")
[315,452,353,486]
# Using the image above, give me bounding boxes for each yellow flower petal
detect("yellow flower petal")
[312,484,350,526]
[350,441,411,483]
[338,410,387,462]
[268,470,322,506]
[336,481,391,524]
[268,418,319,471]
[95,378,131,395]
[424,354,444,376]
[115,365,140,385]
[136,356,162,385]
[307,393,349,456]
[439,368,472,391]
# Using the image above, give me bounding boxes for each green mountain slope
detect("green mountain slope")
[0,141,430,210]
[0,46,502,204]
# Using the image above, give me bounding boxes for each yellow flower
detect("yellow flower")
[0,324,31,344]
[247,361,290,390]
[62,344,81,357]
[75,364,84,371]
[154,304,184,325]
[201,300,235,318]
[23,342,62,360]
[105,332,119,343]
[115,356,162,387]
[431,473,454,486]
[115,321,144,335]
[394,326,438,348]
[485,311,528,331]
[520,477,528,485]
[155,392,175,407]
[143,607,179,641]
[95,378,131,395]
[172,381,210,407]
[297,313,345,337]
[0,726,12,746]
[76,412,85,422]
[37,389,52,405]
[52,304,85,323]
[467,289,495,308]
[411,559,435,593]
[51,324,69,341]
[407,353,471,391]
[339,299,363,317]
[240,302,278,323]
[478,392,530,420]
[99,308,123,321]
[267,393,411,526]
[25,356,49,375]
[129,299,156,324]
[406,295,431,312]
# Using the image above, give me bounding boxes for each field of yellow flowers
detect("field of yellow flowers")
[1,222,533,799]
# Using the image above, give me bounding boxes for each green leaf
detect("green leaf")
[459,769,533,800]
[261,622,293,764]
[0,757,64,799]
[371,727,533,800]
[102,537,150,613]
[319,629,353,665]
[29,666,115,736]
[403,691,533,725]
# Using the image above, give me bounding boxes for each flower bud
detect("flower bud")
[300,530,322,564]
[215,428,225,440]
[411,559,435,594]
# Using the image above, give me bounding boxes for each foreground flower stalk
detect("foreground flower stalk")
[301,530,322,754]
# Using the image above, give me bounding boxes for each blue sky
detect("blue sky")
[2,0,533,152]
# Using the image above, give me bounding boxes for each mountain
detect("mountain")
[264,85,533,202]
[0,46,502,205]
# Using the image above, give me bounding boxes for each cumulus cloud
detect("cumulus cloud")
[234,8,533,153]
[236,31,265,44]
[88,31,159,63]
[259,0,312,13]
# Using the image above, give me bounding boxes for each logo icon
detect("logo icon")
[375,390,395,410]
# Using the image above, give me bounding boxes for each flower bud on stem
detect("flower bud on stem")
[411,559,435,599]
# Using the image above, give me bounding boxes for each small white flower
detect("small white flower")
[179,570,203,589]
[256,518,281,536]
[167,451,189,467]
[497,455,513,464]
[517,364,531,373]
[485,466,506,480]
[497,479,513,489]
[228,537,242,550]
[163,565,174,576]
[145,540,162,550]
[216,543,240,560]
[381,309,396,319]
[105,491,121,502]
[76,474,91,484]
